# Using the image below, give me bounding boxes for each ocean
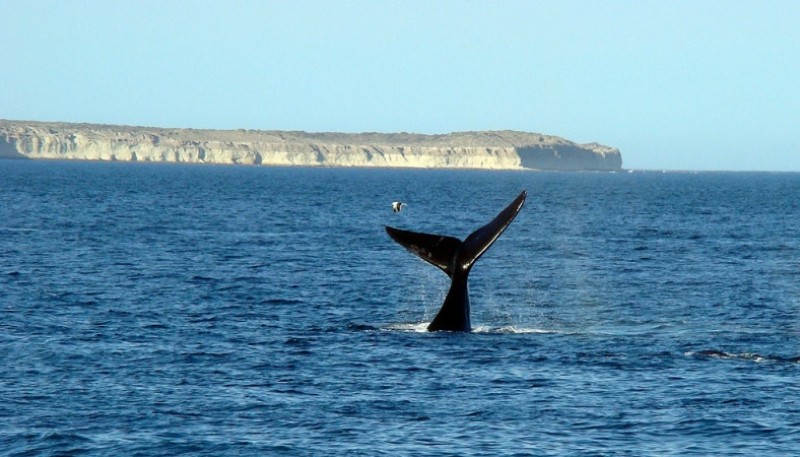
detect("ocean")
[1,160,798,456]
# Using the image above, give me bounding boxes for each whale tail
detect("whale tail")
[385,191,527,276]
[385,190,526,331]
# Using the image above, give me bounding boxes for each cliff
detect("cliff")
[0,120,622,171]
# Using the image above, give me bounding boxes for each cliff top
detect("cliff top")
[0,119,617,154]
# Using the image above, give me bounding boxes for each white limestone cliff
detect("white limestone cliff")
[0,120,622,171]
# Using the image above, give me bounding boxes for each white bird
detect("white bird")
[391,201,406,212]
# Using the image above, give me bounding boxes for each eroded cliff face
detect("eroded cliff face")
[0,120,622,170]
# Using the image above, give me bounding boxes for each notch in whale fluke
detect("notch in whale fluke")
[385,190,526,332]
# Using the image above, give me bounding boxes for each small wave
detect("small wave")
[142,322,168,330]
[687,349,800,364]
[347,323,378,331]
[0,227,45,234]
[260,298,305,305]
[189,275,217,283]
[378,323,562,334]
[480,325,560,334]
[44,431,91,441]
[383,322,430,332]
[159,409,204,418]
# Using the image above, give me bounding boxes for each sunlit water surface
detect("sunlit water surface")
[1,161,799,455]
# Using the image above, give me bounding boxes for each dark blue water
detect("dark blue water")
[1,160,799,456]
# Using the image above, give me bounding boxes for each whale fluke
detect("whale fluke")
[386,190,526,332]
[391,201,406,212]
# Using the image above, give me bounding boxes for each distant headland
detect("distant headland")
[0,120,622,171]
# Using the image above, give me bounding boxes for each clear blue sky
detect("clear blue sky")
[2,1,799,171]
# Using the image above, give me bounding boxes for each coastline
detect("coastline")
[0,120,622,171]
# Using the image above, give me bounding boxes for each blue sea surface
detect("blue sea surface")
[1,160,799,456]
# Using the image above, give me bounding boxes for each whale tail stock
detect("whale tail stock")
[385,190,527,331]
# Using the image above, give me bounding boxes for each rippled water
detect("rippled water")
[1,160,799,455]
